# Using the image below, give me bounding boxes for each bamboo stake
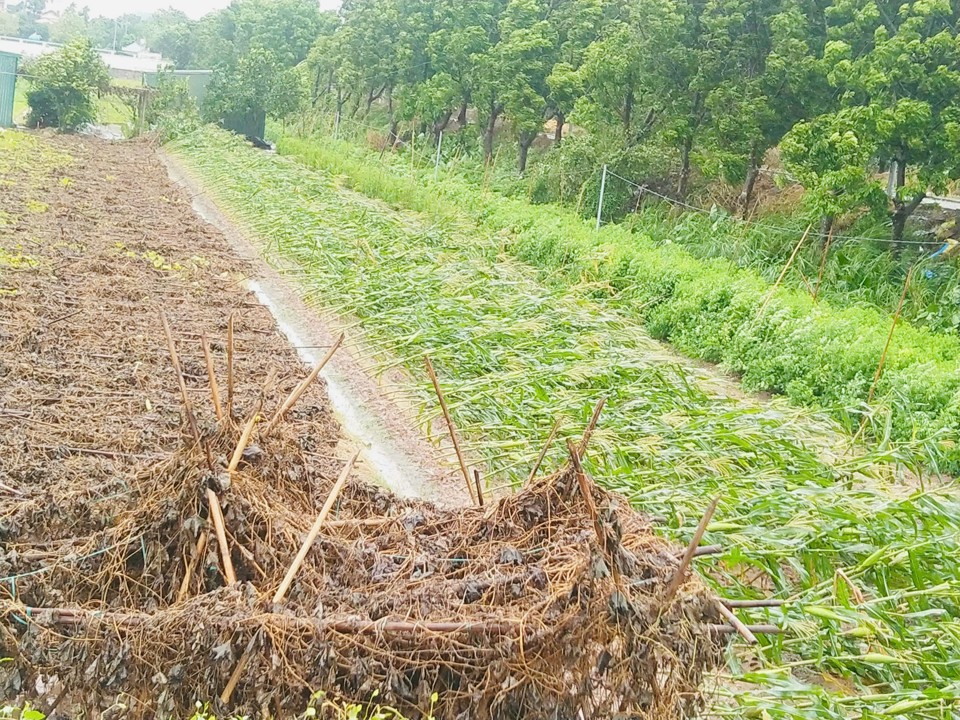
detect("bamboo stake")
[715,599,757,644]
[200,333,224,424]
[220,628,262,704]
[721,598,785,609]
[473,468,485,507]
[692,545,723,558]
[578,397,606,457]
[160,310,200,444]
[813,228,834,303]
[567,439,604,547]
[176,532,208,604]
[527,419,561,485]
[266,334,344,433]
[272,451,361,604]
[424,355,477,505]
[867,265,915,404]
[758,225,812,317]
[664,497,720,603]
[228,411,260,475]
[226,312,236,420]
[710,623,781,636]
[206,489,236,585]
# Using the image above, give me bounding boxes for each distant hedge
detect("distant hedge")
[277,135,960,472]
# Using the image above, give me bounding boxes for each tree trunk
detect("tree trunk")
[433,110,452,144]
[518,130,537,174]
[738,150,761,218]
[482,104,501,164]
[891,192,926,257]
[457,100,468,127]
[677,135,693,198]
[622,88,634,138]
[554,112,564,146]
[819,214,834,246]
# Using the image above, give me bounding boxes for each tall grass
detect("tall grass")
[174,127,960,720]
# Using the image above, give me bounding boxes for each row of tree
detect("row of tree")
[13,0,959,248]
[300,0,960,249]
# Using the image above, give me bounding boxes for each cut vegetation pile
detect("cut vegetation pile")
[2,385,727,718]
[0,130,729,718]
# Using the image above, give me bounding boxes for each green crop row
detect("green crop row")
[174,127,960,720]
[274,133,960,473]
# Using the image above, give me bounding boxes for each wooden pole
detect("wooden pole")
[176,532,208,604]
[160,310,200,444]
[424,355,477,505]
[227,411,260,476]
[272,451,360,604]
[578,397,606,457]
[715,599,757,644]
[226,312,236,420]
[758,225,812,317]
[527,419,561,485]
[206,489,236,585]
[868,265,915,404]
[201,333,224,424]
[664,497,720,603]
[266,334,344,433]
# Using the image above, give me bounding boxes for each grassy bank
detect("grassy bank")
[273,132,960,473]
[174,127,960,720]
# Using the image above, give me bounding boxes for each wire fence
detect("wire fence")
[596,164,950,249]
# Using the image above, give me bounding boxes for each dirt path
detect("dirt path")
[0,132,458,505]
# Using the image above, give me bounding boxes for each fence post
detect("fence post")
[596,164,608,231]
[334,109,341,139]
[434,130,443,179]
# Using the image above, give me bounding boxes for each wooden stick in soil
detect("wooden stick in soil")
[578,397,606,456]
[226,312,235,420]
[220,628,263,704]
[424,355,477,505]
[664,497,720,603]
[228,411,259,475]
[867,264,915,404]
[722,598,785,609]
[206,488,236,585]
[473,467,485,507]
[265,333,344,433]
[176,532,208,604]
[160,310,200,444]
[715,599,758,644]
[567,439,604,547]
[813,228,834,303]
[273,451,361,604]
[200,333,224,424]
[527,419,561,485]
[758,224,812,317]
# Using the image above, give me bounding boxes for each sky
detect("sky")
[47,0,341,20]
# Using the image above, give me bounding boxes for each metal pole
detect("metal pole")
[434,130,443,179]
[596,164,608,231]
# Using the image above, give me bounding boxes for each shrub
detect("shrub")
[146,71,200,142]
[24,38,109,132]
